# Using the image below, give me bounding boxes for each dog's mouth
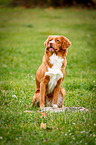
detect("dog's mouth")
[47,47,58,53]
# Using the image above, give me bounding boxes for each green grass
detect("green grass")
[0,7,96,145]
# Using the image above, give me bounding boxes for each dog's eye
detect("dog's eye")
[56,40,59,42]
[49,40,52,41]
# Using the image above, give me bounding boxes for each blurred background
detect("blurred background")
[0,0,96,8]
[0,0,96,144]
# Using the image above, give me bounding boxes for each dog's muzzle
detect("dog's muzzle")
[47,47,58,53]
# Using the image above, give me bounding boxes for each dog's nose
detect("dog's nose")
[49,42,53,48]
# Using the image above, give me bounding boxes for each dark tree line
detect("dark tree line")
[11,0,96,8]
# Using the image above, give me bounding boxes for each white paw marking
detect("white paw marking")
[53,104,58,108]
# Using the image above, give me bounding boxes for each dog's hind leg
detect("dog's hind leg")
[32,90,40,107]
[32,78,40,107]
[36,78,40,90]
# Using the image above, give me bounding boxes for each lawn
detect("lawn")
[0,6,96,145]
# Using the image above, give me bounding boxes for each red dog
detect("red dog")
[32,35,71,108]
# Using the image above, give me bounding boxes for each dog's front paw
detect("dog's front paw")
[40,104,45,108]
[53,104,58,109]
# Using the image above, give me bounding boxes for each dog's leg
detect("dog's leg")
[53,79,62,108]
[32,90,40,106]
[40,75,50,108]
[57,87,65,108]
[32,78,40,106]
[36,78,40,91]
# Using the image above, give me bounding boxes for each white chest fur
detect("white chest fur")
[45,53,64,94]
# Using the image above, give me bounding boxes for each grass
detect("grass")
[0,6,96,145]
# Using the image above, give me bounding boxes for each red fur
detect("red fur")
[32,35,71,108]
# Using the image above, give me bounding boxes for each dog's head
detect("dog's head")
[44,35,71,53]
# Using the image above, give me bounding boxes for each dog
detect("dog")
[32,35,71,108]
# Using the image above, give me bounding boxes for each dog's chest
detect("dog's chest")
[45,53,64,94]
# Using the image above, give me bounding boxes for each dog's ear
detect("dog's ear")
[44,39,47,47]
[44,35,52,47]
[61,36,71,50]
